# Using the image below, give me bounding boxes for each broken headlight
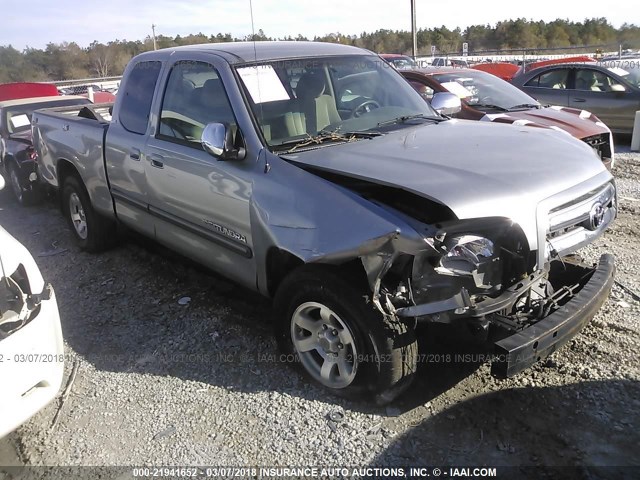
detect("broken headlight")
[439,235,494,273]
[434,234,501,290]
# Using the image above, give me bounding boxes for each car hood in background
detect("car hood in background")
[283,120,611,250]
[479,106,610,139]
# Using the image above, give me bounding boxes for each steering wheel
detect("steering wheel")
[351,100,381,118]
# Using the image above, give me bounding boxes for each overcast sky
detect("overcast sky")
[1,0,636,50]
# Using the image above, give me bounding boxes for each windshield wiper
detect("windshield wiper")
[376,114,444,127]
[508,103,541,110]
[472,103,510,112]
[275,130,379,153]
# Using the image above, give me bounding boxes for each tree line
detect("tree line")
[1,18,639,83]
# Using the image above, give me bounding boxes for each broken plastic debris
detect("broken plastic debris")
[178,296,191,305]
[153,425,176,440]
[328,410,345,423]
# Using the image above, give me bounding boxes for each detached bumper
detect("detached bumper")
[0,287,64,438]
[491,253,615,378]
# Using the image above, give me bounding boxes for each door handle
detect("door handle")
[572,98,586,103]
[129,148,141,160]
[149,154,164,169]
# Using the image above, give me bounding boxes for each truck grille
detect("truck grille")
[545,182,616,257]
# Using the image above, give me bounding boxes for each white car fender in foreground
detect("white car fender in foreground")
[0,225,64,438]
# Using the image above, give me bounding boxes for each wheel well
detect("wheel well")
[3,154,17,170]
[265,248,304,297]
[56,159,80,186]
[265,248,370,297]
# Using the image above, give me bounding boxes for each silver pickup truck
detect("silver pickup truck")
[32,42,616,403]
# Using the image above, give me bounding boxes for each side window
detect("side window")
[526,69,569,89]
[158,61,235,147]
[119,61,162,134]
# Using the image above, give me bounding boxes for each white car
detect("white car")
[0,174,64,437]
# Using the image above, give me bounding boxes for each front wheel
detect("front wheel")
[61,175,116,252]
[274,266,418,404]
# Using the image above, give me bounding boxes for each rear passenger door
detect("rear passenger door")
[144,58,256,288]
[105,60,162,237]
[522,67,571,107]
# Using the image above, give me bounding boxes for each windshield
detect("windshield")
[432,70,540,110]
[4,98,90,134]
[236,55,437,149]
[387,56,417,69]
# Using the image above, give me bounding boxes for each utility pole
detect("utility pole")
[152,24,157,50]
[410,0,417,58]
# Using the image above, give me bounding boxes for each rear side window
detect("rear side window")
[119,61,162,134]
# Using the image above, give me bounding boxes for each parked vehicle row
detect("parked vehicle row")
[382,53,640,136]
[511,62,640,134]
[25,42,615,404]
[0,94,91,204]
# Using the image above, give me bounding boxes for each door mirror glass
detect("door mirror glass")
[201,123,245,161]
[610,83,626,93]
[431,92,462,115]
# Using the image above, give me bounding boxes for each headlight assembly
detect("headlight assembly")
[435,235,500,289]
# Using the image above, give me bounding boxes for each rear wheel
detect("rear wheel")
[61,175,117,252]
[274,266,418,404]
[7,163,38,206]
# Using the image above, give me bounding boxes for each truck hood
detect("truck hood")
[283,119,612,250]
[480,106,610,139]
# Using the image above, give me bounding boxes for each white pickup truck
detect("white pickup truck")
[32,41,616,403]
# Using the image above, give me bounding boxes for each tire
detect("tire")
[61,175,117,252]
[274,266,418,404]
[7,163,39,206]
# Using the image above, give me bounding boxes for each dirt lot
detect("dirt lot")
[0,142,639,479]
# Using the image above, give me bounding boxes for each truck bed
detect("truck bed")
[32,102,115,217]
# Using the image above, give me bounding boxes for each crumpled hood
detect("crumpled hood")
[283,119,612,249]
[480,106,609,139]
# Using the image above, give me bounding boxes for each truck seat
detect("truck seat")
[296,71,341,133]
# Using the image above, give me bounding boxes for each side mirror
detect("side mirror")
[610,84,626,93]
[431,92,462,115]
[201,123,246,161]
[0,174,4,191]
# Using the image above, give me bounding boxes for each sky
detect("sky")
[1,0,637,50]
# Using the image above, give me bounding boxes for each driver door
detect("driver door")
[143,58,256,288]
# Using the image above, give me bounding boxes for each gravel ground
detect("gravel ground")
[0,141,639,477]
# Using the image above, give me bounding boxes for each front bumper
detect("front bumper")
[491,253,615,378]
[0,287,64,438]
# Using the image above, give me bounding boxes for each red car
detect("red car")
[400,67,614,169]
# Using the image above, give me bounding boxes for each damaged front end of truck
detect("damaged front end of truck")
[354,181,617,378]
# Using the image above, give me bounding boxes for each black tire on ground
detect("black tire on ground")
[7,163,39,206]
[61,175,117,252]
[274,266,418,404]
